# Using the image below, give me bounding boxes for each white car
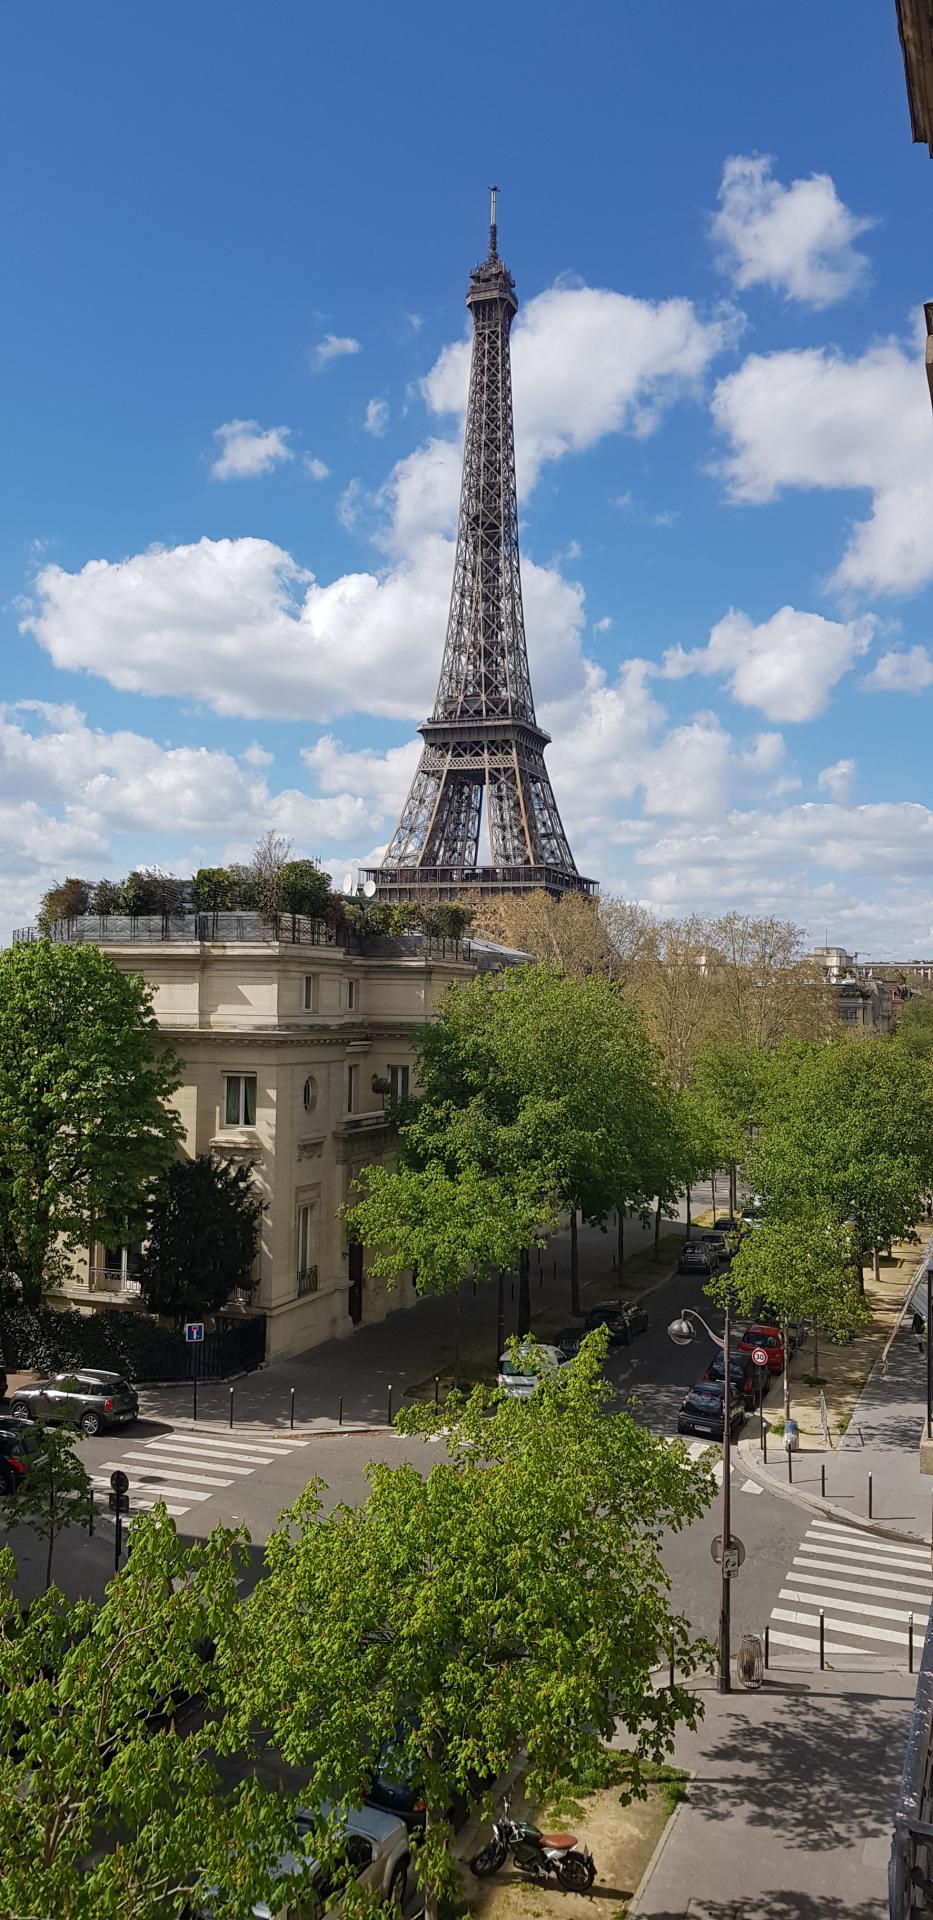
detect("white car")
[497,1342,567,1398]
[193,1803,410,1920]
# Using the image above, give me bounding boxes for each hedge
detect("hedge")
[0,1296,180,1382]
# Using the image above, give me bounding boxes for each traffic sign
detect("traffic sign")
[752,1347,769,1369]
[185,1322,205,1344]
[108,1490,129,1515]
[109,1469,129,1495]
[711,1533,746,1569]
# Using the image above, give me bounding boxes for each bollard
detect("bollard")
[819,1609,825,1670]
[787,1446,793,1485]
[611,1254,616,1270]
[910,1612,915,1674]
[338,1394,343,1427]
[821,1464,826,1499]
[434,1374,440,1407]
[868,1471,873,1519]
[764,1623,770,1670]
[669,1651,675,1690]
[193,1378,198,1424]
[762,1423,767,1466]
[290,1387,295,1432]
[553,1259,557,1280]
[229,1387,234,1429]
[387,1384,393,1425]
[87,1494,95,1538]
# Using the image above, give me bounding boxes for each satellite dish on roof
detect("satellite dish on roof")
[363,880,377,898]
[341,871,353,895]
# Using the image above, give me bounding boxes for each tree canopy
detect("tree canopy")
[138,1153,262,1326]
[0,941,182,1304]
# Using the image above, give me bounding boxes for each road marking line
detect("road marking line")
[133,1448,257,1477]
[115,1453,235,1487]
[158,1431,310,1453]
[771,1606,912,1647]
[149,1433,304,1459]
[795,1541,933,1578]
[806,1522,931,1562]
[768,1627,871,1657]
[740,1480,762,1494]
[97,1464,215,1500]
[788,1567,932,1605]
[779,1586,926,1625]
[792,1555,933,1596]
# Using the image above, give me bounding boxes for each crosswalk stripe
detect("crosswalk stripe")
[779,1586,926,1625]
[144,1442,279,1464]
[793,1551,933,1592]
[772,1605,913,1647]
[153,1433,309,1455]
[805,1522,931,1563]
[93,1492,189,1518]
[115,1453,234,1487]
[96,1473,213,1502]
[769,1626,878,1658]
[787,1568,932,1606]
[795,1540,932,1578]
[741,1480,762,1494]
[132,1447,257,1477]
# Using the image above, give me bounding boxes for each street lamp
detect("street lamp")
[668,1298,734,1695]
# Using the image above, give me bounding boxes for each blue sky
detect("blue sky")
[2,0,932,951]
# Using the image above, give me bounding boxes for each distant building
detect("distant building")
[21,915,522,1359]
[811,944,917,1032]
[895,0,933,408]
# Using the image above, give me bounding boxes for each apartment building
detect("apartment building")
[53,915,516,1358]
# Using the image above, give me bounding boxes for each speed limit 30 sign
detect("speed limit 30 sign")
[752,1346,769,1368]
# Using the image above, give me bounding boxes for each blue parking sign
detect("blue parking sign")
[184,1322,204,1343]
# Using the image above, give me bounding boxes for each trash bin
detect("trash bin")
[737,1633,764,1690]
[784,1417,799,1453]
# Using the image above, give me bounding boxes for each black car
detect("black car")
[365,1722,473,1833]
[0,1353,7,1403]
[677,1383,746,1442]
[678,1241,714,1275]
[703,1349,768,1408]
[583,1300,648,1344]
[714,1215,741,1234]
[555,1327,584,1360]
[0,1430,29,1495]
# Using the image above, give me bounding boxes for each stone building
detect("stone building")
[48,914,518,1359]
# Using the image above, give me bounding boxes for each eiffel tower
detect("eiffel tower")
[365,192,595,904]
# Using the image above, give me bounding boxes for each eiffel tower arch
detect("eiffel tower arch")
[364,193,596,905]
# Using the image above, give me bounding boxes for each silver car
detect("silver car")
[192,1802,410,1920]
[9,1368,139,1437]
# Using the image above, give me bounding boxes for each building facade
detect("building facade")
[53,918,513,1358]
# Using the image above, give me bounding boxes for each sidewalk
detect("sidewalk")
[629,1668,911,1919]
[133,1201,699,1432]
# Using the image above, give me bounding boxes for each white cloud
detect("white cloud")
[364,398,389,437]
[304,455,330,481]
[336,479,365,532]
[712,154,873,307]
[302,734,421,819]
[740,731,786,774]
[311,333,361,371]
[864,645,933,692]
[817,758,856,801]
[210,419,293,480]
[424,281,737,491]
[660,605,875,721]
[241,741,274,768]
[710,337,933,596]
[593,616,614,634]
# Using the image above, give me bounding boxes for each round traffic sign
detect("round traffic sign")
[752,1347,769,1368]
[711,1533,745,1567]
[109,1469,129,1495]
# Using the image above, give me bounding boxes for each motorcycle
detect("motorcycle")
[469,1796,596,1891]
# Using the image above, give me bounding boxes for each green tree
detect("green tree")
[191,866,237,913]
[0,1518,303,1919]
[707,1211,869,1424]
[892,994,933,1060]
[281,858,331,919]
[138,1154,261,1327]
[222,1339,715,1920]
[0,1422,94,1590]
[90,877,122,916]
[689,1042,764,1216]
[37,876,91,929]
[0,941,183,1304]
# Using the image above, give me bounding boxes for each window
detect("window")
[224,1073,257,1127]
[346,978,358,1012]
[303,1074,318,1113]
[100,1244,142,1294]
[388,1063,410,1103]
[302,973,318,1012]
[346,1063,359,1113]
[297,1203,318,1294]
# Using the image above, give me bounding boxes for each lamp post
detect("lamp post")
[669,1299,733,1694]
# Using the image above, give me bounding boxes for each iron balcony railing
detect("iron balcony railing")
[84,1266,142,1296]
[890,1605,933,1915]
[296,1266,319,1297]
[11,914,477,962]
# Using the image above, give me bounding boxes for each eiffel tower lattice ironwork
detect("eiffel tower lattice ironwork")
[365,191,596,904]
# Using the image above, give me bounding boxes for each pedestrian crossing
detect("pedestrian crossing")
[768,1517,933,1663]
[668,1434,762,1494]
[88,1425,311,1523]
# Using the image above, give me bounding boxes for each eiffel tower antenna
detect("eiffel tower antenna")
[365,193,596,905]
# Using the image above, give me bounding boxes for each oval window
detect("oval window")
[303,1075,318,1113]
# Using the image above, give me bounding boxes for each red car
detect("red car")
[737,1324,786,1375]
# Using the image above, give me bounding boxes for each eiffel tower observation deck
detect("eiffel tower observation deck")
[364,192,596,905]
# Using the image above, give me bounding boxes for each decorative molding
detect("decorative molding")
[297,1137,325,1162]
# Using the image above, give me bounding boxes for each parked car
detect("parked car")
[0,1430,28,1495]
[365,1720,478,1833]
[678,1241,715,1276]
[0,1352,7,1403]
[713,1215,742,1234]
[676,1383,746,1443]
[496,1344,566,1397]
[703,1349,768,1408]
[701,1231,731,1269]
[583,1300,648,1344]
[555,1327,584,1360]
[736,1325,786,1375]
[9,1369,139,1437]
[190,1803,410,1920]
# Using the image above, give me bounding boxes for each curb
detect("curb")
[134,1413,391,1439]
[626,1768,696,1917]
[735,1437,931,1548]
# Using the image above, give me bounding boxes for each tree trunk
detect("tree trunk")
[517,1248,531,1337]
[729,1164,737,1216]
[495,1269,505,1370]
[570,1209,580,1315]
[685,1186,692,1233]
[422,1804,439,1920]
[45,1469,55,1592]
[711,1171,717,1220]
[782,1327,791,1427]
[873,1248,881,1287]
[813,1322,820,1380]
[617,1207,624,1272]
[654,1196,662,1261]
